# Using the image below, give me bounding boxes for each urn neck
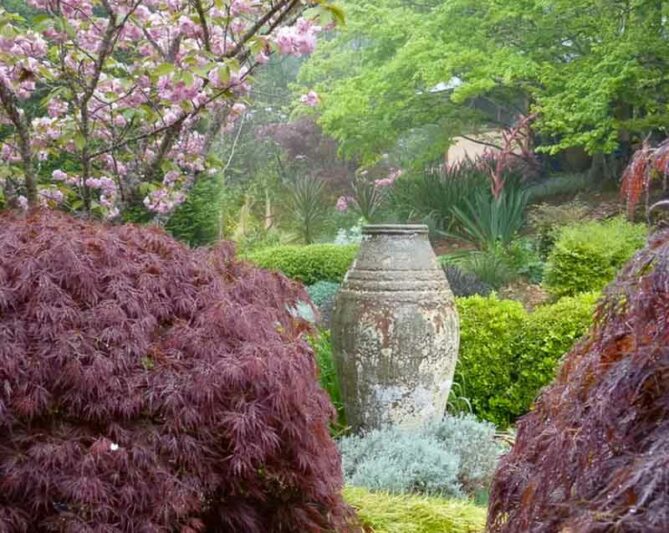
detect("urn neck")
[362,224,428,236]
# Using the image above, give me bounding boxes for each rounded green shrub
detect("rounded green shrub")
[453,292,599,427]
[505,291,600,418]
[543,217,646,297]
[246,244,358,285]
[454,296,527,427]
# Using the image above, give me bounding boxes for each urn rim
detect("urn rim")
[362,224,428,235]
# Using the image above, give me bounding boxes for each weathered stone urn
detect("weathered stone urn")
[331,224,459,432]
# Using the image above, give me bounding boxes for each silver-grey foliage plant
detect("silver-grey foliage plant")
[338,414,503,498]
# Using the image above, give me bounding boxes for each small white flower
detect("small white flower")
[110,442,120,451]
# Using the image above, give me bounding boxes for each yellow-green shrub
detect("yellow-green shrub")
[505,292,600,416]
[543,218,646,297]
[344,487,486,533]
[453,292,599,427]
[245,244,358,285]
[454,296,527,427]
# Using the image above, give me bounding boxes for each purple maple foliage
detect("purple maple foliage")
[259,117,354,191]
[0,210,355,532]
[488,229,669,532]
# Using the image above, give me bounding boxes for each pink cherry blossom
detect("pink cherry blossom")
[47,99,68,118]
[52,169,68,182]
[300,91,319,107]
[0,0,334,214]
[38,187,64,206]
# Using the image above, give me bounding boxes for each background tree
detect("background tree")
[298,0,669,177]
[0,0,342,217]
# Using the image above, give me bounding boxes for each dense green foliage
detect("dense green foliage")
[442,249,516,290]
[300,0,669,163]
[308,330,345,427]
[505,292,601,415]
[344,487,486,533]
[166,175,224,246]
[454,296,527,426]
[528,201,590,258]
[340,415,501,498]
[449,187,529,250]
[390,165,489,230]
[454,292,599,427]
[543,218,647,297]
[245,244,358,284]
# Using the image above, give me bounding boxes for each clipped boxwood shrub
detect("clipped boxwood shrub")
[246,244,358,285]
[454,296,527,427]
[345,486,486,533]
[454,292,598,427]
[543,217,646,297]
[0,211,354,531]
[505,292,600,414]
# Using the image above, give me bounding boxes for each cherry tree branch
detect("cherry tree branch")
[0,79,36,204]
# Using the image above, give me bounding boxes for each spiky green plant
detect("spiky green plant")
[448,187,529,250]
[286,175,328,244]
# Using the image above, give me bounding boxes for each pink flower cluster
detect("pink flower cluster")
[52,169,80,186]
[143,188,186,215]
[300,91,320,107]
[373,168,403,188]
[336,196,353,212]
[275,18,321,57]
[38,187,64,207]
[85,176,120,218]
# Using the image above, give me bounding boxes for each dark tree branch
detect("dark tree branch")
[0,80,36,204]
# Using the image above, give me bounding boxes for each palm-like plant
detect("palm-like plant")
[349,175,387,222]
[390,161,489,230]
[448,186,530,250]
[286,175,328,244]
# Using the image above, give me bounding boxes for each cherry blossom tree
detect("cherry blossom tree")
[0,0,339,218]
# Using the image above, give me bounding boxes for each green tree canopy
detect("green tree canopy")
[299,0,669,163]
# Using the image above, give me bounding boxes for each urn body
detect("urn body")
[331,225,459,431]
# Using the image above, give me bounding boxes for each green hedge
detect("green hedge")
[454,292,599,427]
[453,296,527,427]
[543,218,646,297]
[505,292,600,413]
[344,487,486,533]
[245,244,358,285]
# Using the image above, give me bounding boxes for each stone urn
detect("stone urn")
[332,224,459,432]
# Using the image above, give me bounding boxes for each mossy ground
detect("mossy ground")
[344,487,486,533]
